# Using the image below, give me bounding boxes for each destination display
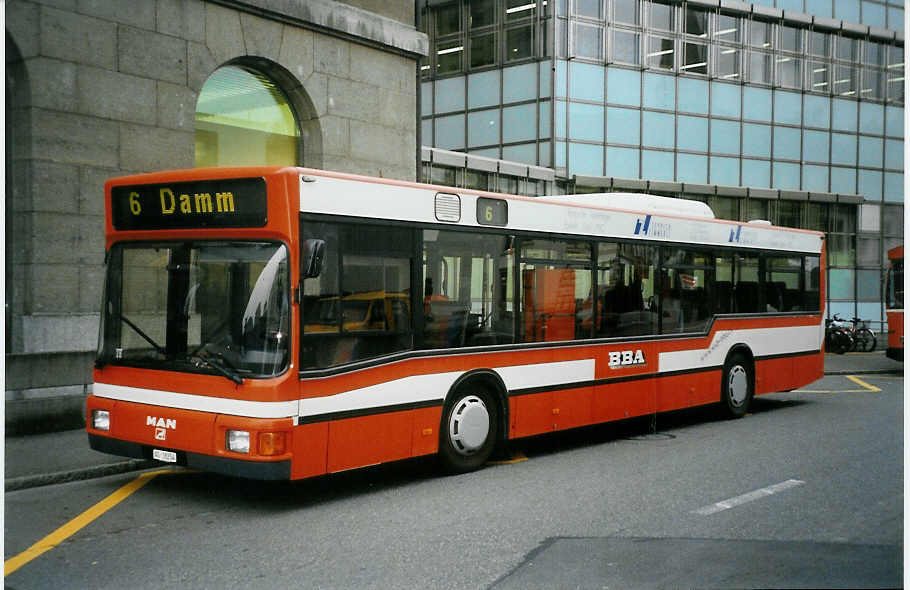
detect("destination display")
[111,177,267,230]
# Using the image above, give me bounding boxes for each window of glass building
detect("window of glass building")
[649,36,675,70]
[685,6,708,39]
[470,0,496,28]
[556,18,568,57]
[833,65,858,96]
[506,0,536,21]
[862,68,884,100]
[575,0,602,19]
[613,29,641,65]
[887,46,904,103]
[779,25,802,53]
[811,61,830,93]
[682,42,708,74]
[809,30,829,57]
[747,51,772,84]
[575,22,604,59]
[195,65,299,168]
[436,39,464,73]
[883,204,904,237]
[716,47,741,79]
[864,40,885,66]
[806,202,828,231]
[749,20,773,49]
[614,0,640,25]
[777,56,802,89]
[650,1,675,32]
[437,3,462,36]
[471,32,497,67]
[506,25,533,61]
[744,198,769,222]
[712,196,740,221]
[776,200,801,228]
[837,35,858,61]
[715,13,740,43]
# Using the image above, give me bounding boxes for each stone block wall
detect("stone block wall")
[5,0,426,429]
[5,0,426,358]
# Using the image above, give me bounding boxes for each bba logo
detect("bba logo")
[608,349,646,369]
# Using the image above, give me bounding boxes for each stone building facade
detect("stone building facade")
[5,0,426,430]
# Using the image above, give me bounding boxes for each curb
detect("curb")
[5,459,156,492]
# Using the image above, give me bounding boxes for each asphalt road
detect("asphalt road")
[5,374,903,589]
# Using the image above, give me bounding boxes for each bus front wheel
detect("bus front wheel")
[439,387,499,473]
[722,352,753,419]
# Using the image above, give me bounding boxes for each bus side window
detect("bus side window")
[421,229,515,349]
[596,242,658,338]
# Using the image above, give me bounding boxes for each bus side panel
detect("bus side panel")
[593,379,656,422]
[510,386,594,438]
[755,356,794,395]
[553,387,594,431]
[655,370,721,412]
[291,422,329,480]
[794,351,824,387]
[326,411,412,473]
[411,406,442,457]
[887,310,903,360]
[510,392,555,438]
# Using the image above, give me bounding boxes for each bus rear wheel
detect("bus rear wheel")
[722,352,753,419]
[439,387,499,474]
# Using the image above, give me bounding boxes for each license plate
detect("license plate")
[152,449,177,463]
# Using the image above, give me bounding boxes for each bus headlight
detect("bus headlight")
[226,430,250,454]
[92,410,110,431]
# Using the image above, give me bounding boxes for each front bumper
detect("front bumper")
[88,434,291,480]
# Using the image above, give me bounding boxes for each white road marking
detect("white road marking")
[693,479,806,516]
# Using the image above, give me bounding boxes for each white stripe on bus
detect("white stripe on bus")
[658,324,824,373]
[92,383,298,419]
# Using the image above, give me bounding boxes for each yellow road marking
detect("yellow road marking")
[488,451,528,465]
[845,375,882,392]
[793,375,885,394]
[5,468,178,576]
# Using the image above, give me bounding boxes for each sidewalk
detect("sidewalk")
[5,352,902,492]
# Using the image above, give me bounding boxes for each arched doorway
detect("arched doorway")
[195,64,301,167]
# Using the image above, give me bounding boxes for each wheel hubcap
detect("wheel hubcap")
[728,365,748,406]
[448,396,490,456]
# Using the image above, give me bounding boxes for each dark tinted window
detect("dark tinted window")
[660,248,716,333]
[596,242,658,337]
[301,221,413,369]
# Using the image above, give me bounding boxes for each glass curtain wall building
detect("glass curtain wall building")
[419,0,904,332]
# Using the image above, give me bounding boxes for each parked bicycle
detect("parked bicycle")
[832,314,877,353]
[825,316,853,354]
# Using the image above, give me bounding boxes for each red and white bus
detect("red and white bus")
[885,245,903,362]
[87,167,825,480]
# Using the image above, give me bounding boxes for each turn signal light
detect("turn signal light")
[258,432,287,456]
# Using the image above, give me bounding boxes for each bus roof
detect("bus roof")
[541,192,715,219]
[298,168,824,255]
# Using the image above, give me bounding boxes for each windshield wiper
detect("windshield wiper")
[188,354,243,385]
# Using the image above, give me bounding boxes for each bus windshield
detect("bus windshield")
[97,241,290,379]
